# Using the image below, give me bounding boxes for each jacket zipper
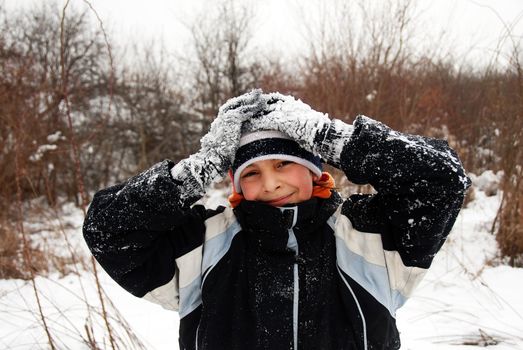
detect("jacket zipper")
[290,230,299,350]
[282,207,299,350]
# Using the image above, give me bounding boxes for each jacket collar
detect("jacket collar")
[233,192,342,253]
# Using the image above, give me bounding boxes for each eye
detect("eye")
[241,170,258,178]
[276,161,293,168]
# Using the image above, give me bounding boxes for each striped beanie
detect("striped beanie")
[231,130,322,193]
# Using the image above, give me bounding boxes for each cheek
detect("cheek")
[239,181,258,200]
[298,181,314,199]
[288,168,315,199]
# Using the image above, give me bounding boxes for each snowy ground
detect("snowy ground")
[1,172,522,349]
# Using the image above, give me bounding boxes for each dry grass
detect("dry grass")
[496,173,523,266]
[0,221,25,279]
[0,219,52,280]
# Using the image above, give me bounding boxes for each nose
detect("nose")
[262,173,281,192]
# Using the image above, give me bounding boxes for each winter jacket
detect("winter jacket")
[83,116,471,350]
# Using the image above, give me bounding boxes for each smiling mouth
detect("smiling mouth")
[264,193,294,206]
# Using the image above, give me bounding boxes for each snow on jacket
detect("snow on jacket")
[83,116,471,350]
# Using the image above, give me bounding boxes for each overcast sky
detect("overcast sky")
[4,0,523,66]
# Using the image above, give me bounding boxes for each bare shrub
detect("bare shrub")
[0,2,149,348]
[269,0,522,266]
[484,11,523,265]
[101,44,198,176]
[187,0,262,130]
[0,2,112,206]
[496,170,523,266]
[494,72,523,265]
[292,0,423,125]
[0,219,26,279]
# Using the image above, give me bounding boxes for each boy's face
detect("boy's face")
[239,159,319,207]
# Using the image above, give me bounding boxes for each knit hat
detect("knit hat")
[231,130,323,193]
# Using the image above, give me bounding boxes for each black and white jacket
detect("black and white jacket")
[83,116,470,350]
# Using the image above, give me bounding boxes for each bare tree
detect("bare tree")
[297,0,425,127]
[0,2,112,206]
[104,43,199,177]
[187,0,261,130]
[493,25,523,265]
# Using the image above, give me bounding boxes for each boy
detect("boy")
[83,90,470,350]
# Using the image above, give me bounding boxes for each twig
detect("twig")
[59,1,115,349]
[14,122,56,349]
[80,0,116,145]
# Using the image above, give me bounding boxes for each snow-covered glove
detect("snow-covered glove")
[170,89,269,207]
[244,92,354,166]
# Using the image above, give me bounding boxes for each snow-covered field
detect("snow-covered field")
[1,172,522,349]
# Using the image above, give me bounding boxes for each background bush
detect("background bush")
[0,0,522,273]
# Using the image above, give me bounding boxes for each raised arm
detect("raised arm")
[83,161,209,297]
[245,93,470,267]
[332,115,470,267]
[83,90,269,299]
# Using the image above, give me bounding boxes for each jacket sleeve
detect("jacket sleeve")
[334,115,471,268]
[82,160,213,301]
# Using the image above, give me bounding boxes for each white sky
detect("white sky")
[4,0,523,66]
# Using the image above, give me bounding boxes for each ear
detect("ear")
[228,169,237,190]
[311,172,320,182]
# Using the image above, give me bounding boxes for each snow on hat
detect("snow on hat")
[231,130,322,193]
